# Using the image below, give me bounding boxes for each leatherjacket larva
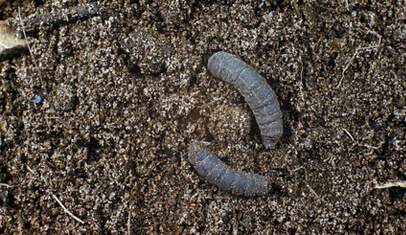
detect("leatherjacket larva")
[188,140,270,197]
[207,51,283,149]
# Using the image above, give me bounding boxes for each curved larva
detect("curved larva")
[207,51,283,149]
[188,139,270,197]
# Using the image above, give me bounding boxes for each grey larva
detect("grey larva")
[207,51,283,149]
[188,139,270,197]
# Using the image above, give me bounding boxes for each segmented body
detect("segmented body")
[207,51,283,149]
[188,140,270,197]
[188,52,283,196]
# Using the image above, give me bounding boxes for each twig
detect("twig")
[51,192,85,224]
[18,7,37,68]
[232,207,238,235]
[24,164,86,224]
[18,6,46,92]
[373,180,406,189]
[342,128,379,150]
[337,36,382,88]
[0,183,17,188]
[305,183,320,199]
[13,3,99,33]
[291,166,304,172]
[127,208,131,235]
[25,164,35,174]
[338,49,358,88]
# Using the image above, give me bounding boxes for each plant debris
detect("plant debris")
[0,20,27,55]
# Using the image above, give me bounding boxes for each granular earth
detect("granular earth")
[1,0,405,234]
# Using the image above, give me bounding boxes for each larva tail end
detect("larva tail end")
[207,52,223,78]
[207,51,235,79]
[253,175,272,197]
[262,136,279,149]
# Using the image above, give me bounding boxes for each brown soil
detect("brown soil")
[1,1,405,234]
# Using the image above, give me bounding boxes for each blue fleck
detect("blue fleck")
[18,88,25,95]
[30,94,42,103]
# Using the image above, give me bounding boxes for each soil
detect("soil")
[1,0,405,234]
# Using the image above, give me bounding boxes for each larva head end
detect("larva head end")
[188,139,207,156]
[207,51,232,79]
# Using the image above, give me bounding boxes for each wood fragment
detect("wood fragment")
[342,128,380,150]
[373,180,406,189]
[51,192,85,224]
[0,183,16,188]
[0,20,28,55]
[337,35,381,88]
